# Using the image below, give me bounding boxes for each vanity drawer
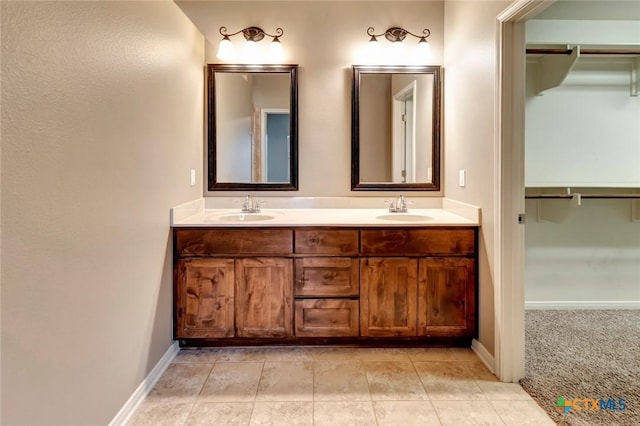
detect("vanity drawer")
[361,229,475,256]
[295,299,359,337]
[295,229,358,255]
[295,257,359,297]
[175,229,293,257]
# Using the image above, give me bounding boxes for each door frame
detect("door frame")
[494,0,555,382]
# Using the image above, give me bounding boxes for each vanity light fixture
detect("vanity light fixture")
[216,26,285,62]
[367,26,431,57]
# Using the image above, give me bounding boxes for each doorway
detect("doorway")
[260,109,290,183]
[391,81,417,183]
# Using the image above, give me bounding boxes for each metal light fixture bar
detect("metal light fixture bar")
[216,26,285,62]
[367,26,431,43]
[219,26,284,43]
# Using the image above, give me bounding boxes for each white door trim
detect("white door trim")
[494,0,555,382]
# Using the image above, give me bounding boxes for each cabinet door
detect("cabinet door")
[360,258,417,337]
[418,258,476,337]
[236,258,293,338]
[175,258,235,338]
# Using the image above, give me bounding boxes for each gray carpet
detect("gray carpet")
[520,310,640,426]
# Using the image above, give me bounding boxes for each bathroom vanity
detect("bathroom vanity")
[172,203,479,347]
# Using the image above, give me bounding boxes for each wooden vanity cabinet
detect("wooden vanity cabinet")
[173,226,477,345]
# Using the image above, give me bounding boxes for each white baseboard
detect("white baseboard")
[471,339,495,374]
[525,301,640,310]
[109,341,180,426]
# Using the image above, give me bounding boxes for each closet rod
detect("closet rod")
[526,48,640,56]
[525,194,640,199]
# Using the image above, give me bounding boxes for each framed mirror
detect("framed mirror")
[207,64,298,191]
[351,65,442,191]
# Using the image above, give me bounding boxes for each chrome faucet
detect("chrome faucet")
[387,195,408,213]
[241,195,261,213]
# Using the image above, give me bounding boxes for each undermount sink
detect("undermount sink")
[211,213,279,222]
[376,214,431,222]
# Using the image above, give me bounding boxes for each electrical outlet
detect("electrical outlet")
[459,170,466,187]
[190,169,196,186]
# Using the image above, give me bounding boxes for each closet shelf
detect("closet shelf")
[525,188,640,222]
[525,193,640,199]
[526,45,640,96]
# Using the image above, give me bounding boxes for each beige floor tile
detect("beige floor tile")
[351,347,410,361]
[373,400,441,426]
[264,347,316,361]
[414,361,486,401]
[256,361,313,401]
[308,346,362,361]
[364,361,428,400]
[314,361,370,401]
[198,362,263,402]
[215,347,269,362]
[433,400,505,426]
[174,349,220,364]
[491,400,556,426]
[465,360,499,381]
[185,402,253,426]
[446,347,480,361]
[147,363,213,402]
[250,402,313,425]
[476,381,533,400]
[406,347,451,361]
[314,401,377,426]
[127,401,193,426]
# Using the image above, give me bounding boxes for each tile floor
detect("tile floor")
[127,347,556,426]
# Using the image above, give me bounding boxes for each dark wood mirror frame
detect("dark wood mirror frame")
[207,64,299,191]
[351,65,442,191]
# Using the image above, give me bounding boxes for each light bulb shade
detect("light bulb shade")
[216,37,234,61]
[390,40,405,53]
[269,38,284,61]
[416,39,431,57]
[243,39,258,59]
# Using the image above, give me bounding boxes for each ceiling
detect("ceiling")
[534,0,640,21]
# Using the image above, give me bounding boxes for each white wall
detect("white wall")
[176,0,445,197]
[444,0,511,355]
[1,1,203,424]
[525,199,640,306]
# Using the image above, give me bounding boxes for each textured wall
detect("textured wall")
[444,0,511,356]
[1,1,203,424]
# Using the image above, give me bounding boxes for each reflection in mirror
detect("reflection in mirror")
[207,64,298,190]
[352,65,441,191]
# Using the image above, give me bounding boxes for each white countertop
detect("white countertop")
[171,198,480,227]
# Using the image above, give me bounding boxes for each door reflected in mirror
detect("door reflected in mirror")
[208,64,298,191]
[352,65,441,191]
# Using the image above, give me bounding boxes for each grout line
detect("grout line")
[247,361,265,424]
[182,361,215,426]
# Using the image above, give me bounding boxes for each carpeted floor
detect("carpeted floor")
[520,310,640,426]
